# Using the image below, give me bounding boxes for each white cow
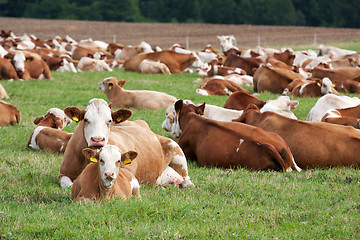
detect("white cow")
[217,35,238,52]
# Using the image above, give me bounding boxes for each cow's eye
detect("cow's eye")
[99,159,104,164]
[108,119,112,124]
[84,118,88,123]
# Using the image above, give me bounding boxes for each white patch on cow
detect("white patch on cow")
[130,178,140,192]
[224,88,233,95]
[299,83,310,96]
[99,145,122,188]
[196,88,209,96]
[29,126,46,150]
[156,166,184,186]
[236,139,244,152]
[213,65,218,75]
[321,77,333,95]
[60,176,73,188]
[234,68,243,74]
[13,51,26,72]
[291,156,302,172]
[83,99,112,147]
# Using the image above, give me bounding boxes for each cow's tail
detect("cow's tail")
[279,147,302,172]
[259,143,287,171]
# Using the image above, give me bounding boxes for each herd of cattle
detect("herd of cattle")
[2,31,360,201]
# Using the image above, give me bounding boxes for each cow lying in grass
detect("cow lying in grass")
[27,108,73,154]
[170,100,300,171]
[139,59,171,74]
[0,100,20,126]
[98,77,177,110]
[72,145,140,201]
[59,98,193,189]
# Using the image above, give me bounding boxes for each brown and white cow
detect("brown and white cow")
[59,98,193,189]
[284,77,338,97]
[71,145,140,201]
[311,67,360,90]
[77,57,113,72]
[4,51,51,80]
[235,105,360,169]
[0,58,19,80]
[253,64,305,93]
[0,100,20,126]
[223,54,263,76]
[224,91,266,110]
[124,50,196,74]
[206,65,247,77]
[27,108,73,154]
[196,79,251,96]
[98,77,177,110]
[170,100,300,171]
[306,94,360,122]
[321,105,360,128]
[139,59,171,74]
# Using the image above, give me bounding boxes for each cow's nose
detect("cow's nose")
[90,137,105,146]
[104,172,114,180]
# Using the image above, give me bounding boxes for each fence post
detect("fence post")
[113,35,116,43]
[314,33,317,46]
[258,36,261,47]
[186,36,189,50]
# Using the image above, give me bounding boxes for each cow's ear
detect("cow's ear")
[315,79,322,87]
[112,109,132,124]
[3,53,14,60]
[174,100,183,115]
[64,107,84,122]
[82,148,99,163]
[26,56,34,62]
[121,151,138,165]
[108,82,114,90]
[118,80,126,87]
[54,119,63,129]
[197,102,206,115]
[33,116,44,125]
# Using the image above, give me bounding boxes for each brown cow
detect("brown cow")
[223,54,263,76]
[98,77,177,110]
[72,45,112,60]
[206,64,247,77]
[0,58,19,80]
[59,98,193,189]
[235,105,360,169]
[71,145,140,201]
[196,79,251,96]
[253,64,305,93]
[321,105,360,128]
[27,108,73,154]
[124,50,196,74]
[285,77,338,97]
[311,67,360,90]
[0,100,20,126]
[224,91,266,110]
[171,100,300,171]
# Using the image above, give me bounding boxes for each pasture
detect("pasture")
[1,46,360,238]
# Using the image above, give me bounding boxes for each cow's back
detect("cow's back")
[0,100,20,126]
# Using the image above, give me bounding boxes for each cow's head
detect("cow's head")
[33,107,72,129]
[64,98,132,148]
[162,99,194,133]
[10,51,30,73]
[82,145,137,188]
[172,100,205,139]
[98,77,126,95]
[320,77,334,95]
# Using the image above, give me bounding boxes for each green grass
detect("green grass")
[1,46,360,239]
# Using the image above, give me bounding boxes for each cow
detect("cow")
[4,51,51,80]
[71,145,140,201]
[170,100,300,171]
[267,49,295,66]
[217,35,238,53]
[223,54,263,76]
[98,77,177,110]
[116,46,144,61]
[124,50,196,74]
[139,59,171,74]
[284,77,338,97]
[0,100,20,126]
[311,67,360,90]
[197,74,253,87]
[77,57,113,72]
[224,91,266,110]
[253,64,305,93]
[59,98,193,189]
[234,105,360,169]
[72,45,112,60]
[321,105,360,128]
[0,58,19,80]
[0,83,9,99]
[206,64,247,77]
[27,108,73,154]
[196,79,251,96]
[306,94,360,122]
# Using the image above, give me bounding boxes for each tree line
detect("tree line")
[1,0,359,28]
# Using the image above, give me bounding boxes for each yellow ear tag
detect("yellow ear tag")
[117,117,122,123]
[26,59,30,62]
[108,85,113,90]
[72,116,79,122]
[198,110,204,115]
[124,159,131,165]
[317,82,321,87]
[332,84,336,88]
[90,157,98,163]
[8,58,11,62]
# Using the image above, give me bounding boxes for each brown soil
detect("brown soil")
[1,17,360,50]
